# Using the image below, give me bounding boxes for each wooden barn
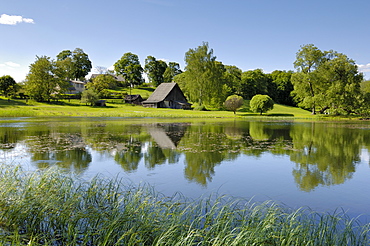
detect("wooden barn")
[142,83,191,109]
[124,94,144,105]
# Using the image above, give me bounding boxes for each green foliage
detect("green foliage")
[269,70,294,106]
[291,44,363,115]
[224,95,244,114]
[144,56,168,86]
[240,69,270,99]
[224,65,242,95]
[316,52,363,115]
[86,74,117,96]
[0,75,18,97]
[81,89,99,106]
[184,42,226,107]
[114,52,144,86]
[56,48,92,80]
[25,56,70,102]
[250,94,274,115]
[163,62,182,82]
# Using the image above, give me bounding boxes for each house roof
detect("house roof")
[143,82,178,103]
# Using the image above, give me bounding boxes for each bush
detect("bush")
[250,94,274,115]
[81,89,99,106]
[224,95,244,114]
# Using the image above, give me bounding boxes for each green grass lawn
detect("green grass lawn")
[0,97,314,118]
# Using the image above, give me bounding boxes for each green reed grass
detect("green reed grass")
[0,164,368,245]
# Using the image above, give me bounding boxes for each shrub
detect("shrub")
[250,94,274,115]
[224,95,244,114]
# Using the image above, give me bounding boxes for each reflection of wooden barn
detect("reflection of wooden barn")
[147,123,189,149]
[142,83,191,109]
[124,94,144,105]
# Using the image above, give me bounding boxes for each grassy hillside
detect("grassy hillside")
[0,95,313,118]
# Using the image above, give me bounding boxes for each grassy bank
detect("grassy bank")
[0,165,368,245]
[0,97,315,118]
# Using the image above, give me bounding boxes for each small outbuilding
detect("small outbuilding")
[124,94,144,105]
[142,83,191,109]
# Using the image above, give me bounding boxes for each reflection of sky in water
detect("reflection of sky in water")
[1,119,370,224]
[1,143,370,223]
[360,149,369,163]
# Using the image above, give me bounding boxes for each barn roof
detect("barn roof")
[144,82,178,103]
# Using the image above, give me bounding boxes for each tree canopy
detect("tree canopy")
[184,42,226,107]
[0,75,18,97]
[86,74,117,96]
[56,48,92,80]
[163,62,182,83]
[291,44,363,115]
[250,94,274,115]
[25,56,69,101]
[114,52,143,87]
[224,95,244,114]
[144,56,167,86]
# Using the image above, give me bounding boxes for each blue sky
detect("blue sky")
[1,0,370,82]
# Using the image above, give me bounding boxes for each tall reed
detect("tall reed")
[0,164,368,245]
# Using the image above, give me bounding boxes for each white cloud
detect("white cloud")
[5,62,20,68]
[357,63,370,73]
[0,14,34,25]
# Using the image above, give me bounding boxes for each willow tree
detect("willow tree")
[184,42,225,107]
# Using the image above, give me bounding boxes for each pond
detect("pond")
[1,117,370,222]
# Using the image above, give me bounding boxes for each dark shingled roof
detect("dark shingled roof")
[144,82,177,103]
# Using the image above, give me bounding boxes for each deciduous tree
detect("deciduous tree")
[240,69,270,99]
[81,89,99,106]
[163,62,182,82]
[224,95,244,114]
[250,94,274,115]
[291,44,324,114]
[114,52,143,87]
[184,42,225,107]
[144,56,167,86]
[270,70,294,106]
[0,75,18,97]
[25,56,69,101]
[56,48,92,80]
[86,74,117,96]
[292,44,364,115]
[315,51,363,114]
[224,65,242,95]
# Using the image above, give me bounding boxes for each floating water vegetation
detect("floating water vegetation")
[0,164,368,245]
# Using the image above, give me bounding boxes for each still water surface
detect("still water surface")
[1,117,370,221]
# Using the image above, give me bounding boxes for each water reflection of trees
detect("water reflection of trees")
[26,131,91,174]
[290,123,362,191]
[0,126,26,149]
[2,120,370,191]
